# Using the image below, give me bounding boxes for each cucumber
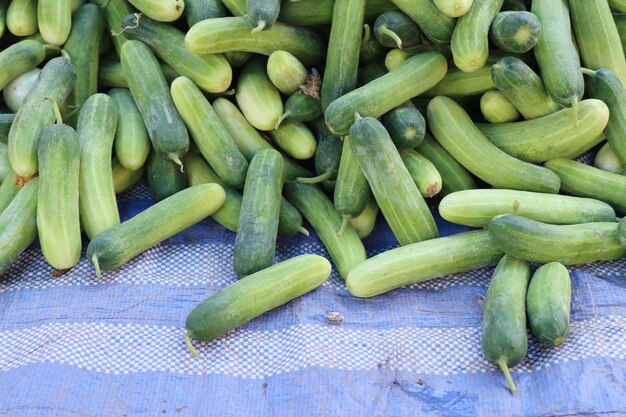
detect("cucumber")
[112,158,145,195]
[482,254,530,394]
[350,115,438,245]
[298,120,342,185]
[0,142,8,181]
[284,181,366,279]
[384,45,453,71]
[247,0,280,32]
[491,57,560,120]
[37,0,71,46]
[8,57,76,178]
[0,177,38,274]
[109,88,150,172]
[0,40,48,91]
[3,68,40,113]
[91,0,132,54]
[619,218,626,247]
[221,0,246,15]
[382,105,426,149]
[0,0,7,38]
[127,0,184,22]
[0,170,19,214]
[373,10,421,49]
[440,189,616,227]
[325,52,447,136]
[87,184,226,277]
[595,142,625,174]
[611,0,626,12]
[120,14,233,94]
[545,158,626,214]
[570,0,626,87]
[488,215,626,265]
[185,17,327,66]
[527,262,571,347]
[349,196,378,239]
[480,90,520,123]
[399,149,442,198]
[347,230,503,297]
[185,0,226,26]
[98,58,179,89]
[451,0,504,73]
[279,0,394,25]
[389,0,455,44]
[532,0,584,109]
[6,0,37,37]
[147,151,188,202]
[223,51,251,68]
[477,99,610,163]
[185,254,331,345]
[359,24,387,66]
[236,56,283,131]
[321,0,365,112]
[171,76,248,189]
[121,40,189,167]
[77,93,120,239]
[434,0,474,17]
[279,91,322,127]
[266,50,307,95]
[424,66,494,97]
[0,114,13,144]
[37,124,81,270]
[268,121,316,160]
[489,11,541,53]
[427,96,561,193]
[359,62,387,85]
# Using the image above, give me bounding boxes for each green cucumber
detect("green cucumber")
[615,14,626,54]
[359,24,387,66]
[0,114,14,144]
[384,45,453,71]
[545,158,626,214]
[325,52,447,136]
[224,51,252,68]
[236,56,283,131]
[171,76,249,189]
[8,57,76,178]
[278,0,393,25]
[98,58,179,89]
[185,17,327,67]
[0,169,19,214]
[389,0,455,44]
[278,91,322,127]
[619,218,626,247]
[37,0,71,46]
[382,106,426,149]
[373,10,421,49]
[185,0,226,26]
[121,40,189,166]
[595,142,625,174]
[434,0,474,17]
[451,0,504,73]
[399,149,442,198]
[348,196,378,239]
[112,158,145,194]
[480,90,520,123]
[477,99,609,163]
[424,66,494,97]
[127,0,184,22]
[0,143,9,182]
[147,151,188,202]
[532,0,584,108]
[0,0,7,38]
[4,68,40,113]
[482,254,530,394]
[266,50,307,95]
[37,124,81,270]
[268,121,316,160]
[221,0,246,15]
[439,189,616,227]
[359,62,387,85]
[297,120,342,185]
[0,40,48,91]
[611,0,626,12]
[489,11,541,53]
[347,229,503,297]
[109,88,150,172]
[91,0,132,54]
[488,214,626,265]
[427,96,561,193]
[0,177,38,274]
[87,183,226,277]
[185,254,331,345]
[247,0,280,32]
[121,14,233,94]
[350,115,438,245]
[527,262,571,347]
[6,0,37,37]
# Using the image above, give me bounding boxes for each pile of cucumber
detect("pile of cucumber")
[1,0,626,393]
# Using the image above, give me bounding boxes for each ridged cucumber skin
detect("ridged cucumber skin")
[489,11,541,53]
[321,0,365,112]
[482,254,530,394]
[269,121,316,160]
[0,169,19,214]
[373,10,421,50]
[8,57,76,177]
[278,0,393,25]
[527,262,571,347]
[491,56,560,120]
[350,116,438,245]
[87,184,225,276]
[77,94,120,240]
[121,14,232,94]
[233,149,283,278]
[434,0,474,17]
[266,51,307,95]
[347,230,503,297]
[325,52,447,137]
[185,17,327,67]
[212,98,310,180]
[480,90,520,123]
[0,113,14,144]
[0,142,9,181]
[545,158,626,214]
[389,0,456,44]
[570,0,626,86]
[121,40,190,166]
[282,91,322,125]
[147,152,187,202]
[0,177,38,274]
[334,136,370,220]
[37,0,71,46]
[247,0,280,32]
[382,106,426,149]
[0,40,46,91]
[6,0,37,37]
[284,181,366,279]
[37,125,81,270]
[109,88,150,172]
[349,196,379,239]
[171,77,248,189]
[236,57,283,131]
[440,189,616,228]
[112,159,144,195]
[186,255,331,341]
[488,215,626,265]
[399,149,442,198]
[477,100,609,163]
[595,142,625,175]
[619,218,626,247]
[424,66,494,97]
[427,96,561,193]
[98,58,179,89]
[532,0,584,108]
[127,0,184,22]
[185,0,226,26]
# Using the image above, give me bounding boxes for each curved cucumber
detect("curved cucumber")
[37,0,71,46]
[147,151,187,202]
[374,10,421,49]
[489,11,541,54]
[127,0,184,22]
[87,184,225,277]
[349,196,379,239]
[424,66,494,97]
[382,106,426,149]
[236,56,283,131]
[109,88,150,172]
[281,91,322,126]
[480,90,520,123]
[527,262,571,347]
[266,50,307,95]
[334,136,371,232]
[279,0,394,25]
[269,121,316,160]
[399,149,442,198]
[185,0,226,26]
[0,169,19,214]
[247,0,280,32]
[595,142,625,175]
[6,0,37,37]
[112,159,145,195]
[389,0,455,44]
[434,0,473,17]
[0,40,47,91]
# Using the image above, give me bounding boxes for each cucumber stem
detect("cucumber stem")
[580,67,596,77]
[92,255,101,279]
[170,155,184,172]
[112,13,141,37]
[251,20,266,34]
[380,26,403,49]
[361,24,371,49]
[60,49,71,62]
[296,170,333,184]
[498,358,517,394]
[44,97,63,124]
[185,332,199,358]
[275,112,290,130]
[337,215,351,238]
[298,227,310,237]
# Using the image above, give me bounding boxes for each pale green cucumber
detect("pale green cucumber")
[268,121,316,160]
[389,0,455,44]
[37,0,71,46]
[236,56,283,131]
[127,0,184,22]
[112,158,145,195]
[595,142,625,175]
[348,196,379,239]
[424,66,494,97]
[480,90,520,123]
[434,0,474,17]
[6,0,37,37]
[0,40,48,91]
[266,50,307,95]
[109,88,150,172]
[4,68,40,113]
[399,149,442,198]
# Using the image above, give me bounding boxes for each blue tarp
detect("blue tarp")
[1,182,625,417]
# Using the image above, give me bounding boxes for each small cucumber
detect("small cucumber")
[279,91,322,126]
[4,68,40,113]
[266,50,307,95]
[109,88,150,172]
[6,0,37,37]
[0,40,48,91]
[382,106,426,149]
[349,196,379,239]
[527,262,571,347]
[439,189,616,227]
[389,0,456,44]
[424,66,494,97]
[87,184,226,277]
[489,11,541,53]
[480,90,520,123]
[298,120,342,185]
[37,124,81,270]
[347,230,503,297]
[279,0,394,25]
[147,151,188,202]
[434,0,474,17]
[127,0,184,22]
[37,0,71,46]
[399,149,442,198]
[482,254,530,394]
[595,142,625,175]
[427,96,561,193]
[247,0,280,32]
[185,255,331,344]
[268,121,316,160]
[0,114,13,144]
[0,169,19,214]
[185,0,226,26]
[373,10,421,49]
[112,158,144,195]
[236,56,283,131]
[359,24,387,66]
